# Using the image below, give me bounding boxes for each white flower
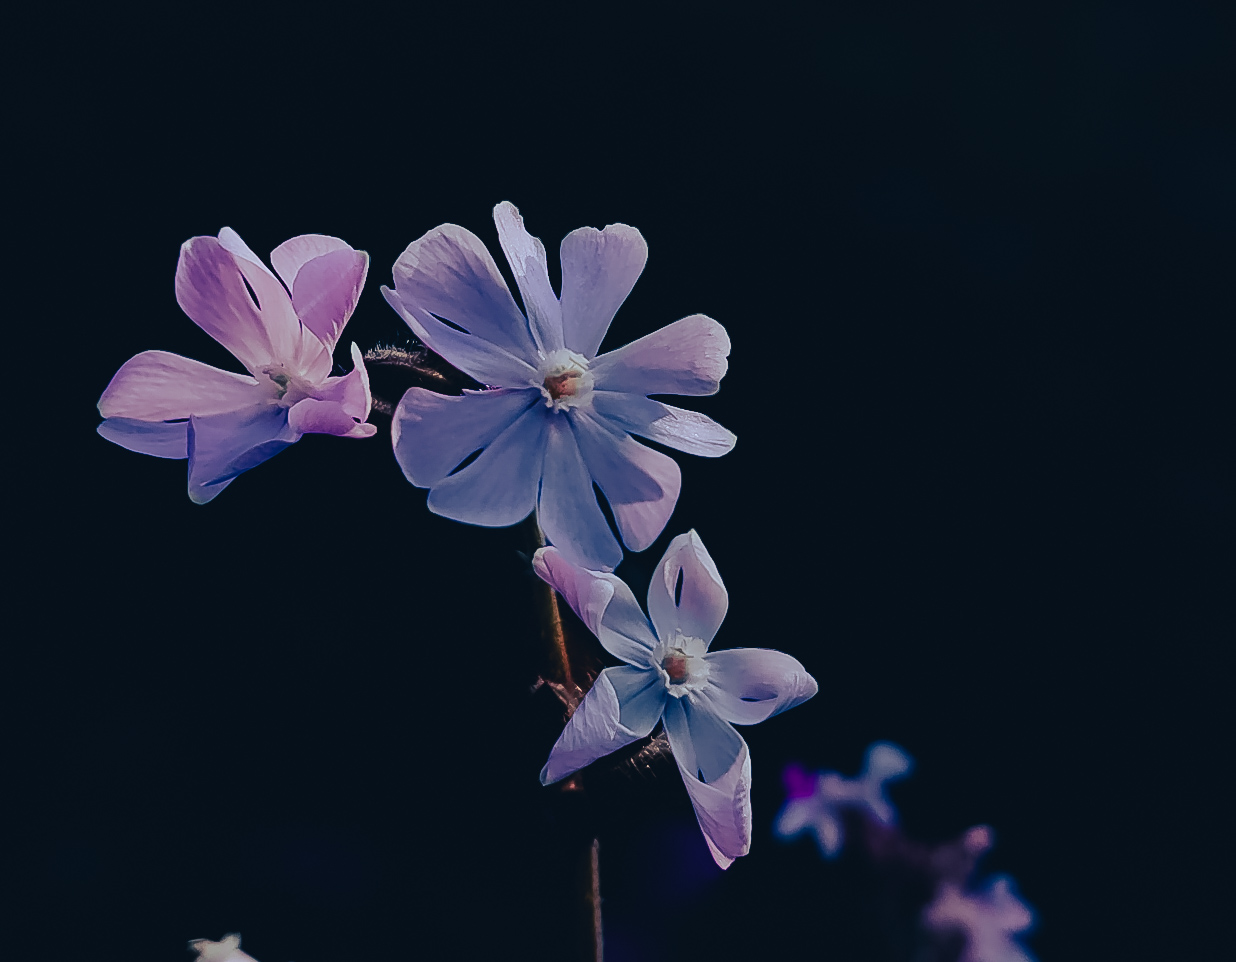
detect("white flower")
[924,877,1037,962]
[534,530,818,868]
[188,934,259,962]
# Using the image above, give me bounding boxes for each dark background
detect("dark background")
[12,3,1232,960]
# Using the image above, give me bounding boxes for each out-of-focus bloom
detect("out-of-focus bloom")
[98,229,375,503]
[924,877,1037,962]
[775,741,913,857]
[188,934,259,962]
[384,203,735,570]
[534,530,817,868]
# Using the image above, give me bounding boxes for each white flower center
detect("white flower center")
[652,633,710,697]
[536,349,594,411]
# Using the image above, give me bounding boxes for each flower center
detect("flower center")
[537,349,594,411]
[261,364,314,406]
[653,634,710,697]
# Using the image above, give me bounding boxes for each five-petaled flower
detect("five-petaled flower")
[383,202,736,571]
[534,530,818,868]
[97,228,375,503]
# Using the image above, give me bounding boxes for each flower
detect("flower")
[188,934,260,962]
[383,202,735,570]
[923,877,1037,962]
[774,742,913,857]
[533,530,817,868]
[98,228,375,503]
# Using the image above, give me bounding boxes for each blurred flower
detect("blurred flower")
[534,530,817,868]
[384,202,735,570]
[188,934,259,962]
[98,229,374,503]
[775,741,913,857]
[923,877,1037,962]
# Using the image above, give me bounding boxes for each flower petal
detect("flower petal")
[606,665,667,737]
[647,530,729,648]
[382,288,540,387]
[288,398,375,437]
[700,648,818,725]
[540,670,648,785]
[186,404,299,504]
[97,417,189,458]
[559,222,647,359]
[664,697,751,868]
[270,234,352,289]
[311,343,373,421]
[538,416,623,571]
[571,410,681,553]
[590,315,731,397]
[592,392,736,458]
[494,202,563,353]
[425,407,548,526]
[389,222,538,358]
[289,246,369,355]
[98,351,260,420]
[393,386,540,487]
[533,546,658,666]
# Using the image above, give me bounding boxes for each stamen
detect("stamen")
[544,370,583,400]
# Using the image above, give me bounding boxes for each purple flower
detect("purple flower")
[383,203,735,570]
[923,877,1037,962]
[98,229,375,503]
[534,531,817,868]
[188,934,259,962]
[774,742,913,857]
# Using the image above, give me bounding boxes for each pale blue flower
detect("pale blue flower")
[924,877,1037,962]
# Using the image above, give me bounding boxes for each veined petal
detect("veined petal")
[98,350,260,420]
[700,649,818,725]
[382,288,540,387]
[647,530,729,649]
[538,417,623,571]
[572,411,680,553]
[270,234,352,289]
[216,228,306,368]
[606,665,667,737]
[97,417,189,458]
[664,697,751,868]
[289,247,369,355]
[591,315,730,397]
[592,392,736,458]
[426,407,547,526]
[389,222,538,358]
[392,387,539,487]
[494,202,563,353]
[186,403,299,504]
[559,222,647,359]
[540,670,648,785]
[532,547,658,666]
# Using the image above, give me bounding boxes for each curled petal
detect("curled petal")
[590,314,730,397]
[186,404,299,504]
[538,417,623,571]
[494,201,563,353]
[664,698,751,869]
[313,343,373,422]
[592,392,736,458]
[647,531,729,648]
[426,408,547,526]
[389,223,537,358]
[382,288,539,387]
[540,670,650,785]
[270,234,352,289]
[288,398,374,437]
[289,247,369,354]
[559,222,648,359]
[701,648,818,725]
[533,546,658,666]
[98,351,260,421]
[97,417,188,458]
[393,387,539,487]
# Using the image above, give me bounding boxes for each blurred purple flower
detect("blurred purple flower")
[188,934,259,962]
[775,741,913,857]
[384,202,735,570]
[924,877,1037,962]
[98,229,375,503]
[534,530,817,868]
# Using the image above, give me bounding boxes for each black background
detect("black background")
[12,3,1233,960]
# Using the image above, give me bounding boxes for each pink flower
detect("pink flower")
[535,531,817,868]
[98,229,375,503]
[188,934,260,962]
[924,877,1037,962]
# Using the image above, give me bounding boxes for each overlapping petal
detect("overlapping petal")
[98,351,259,421]
[294,343,375,437]
[559,222,647,359]
[647,530,729,647]
[97,417,189,458]
[701,648,819,725]
[592,392,736,458]
[590,314,730,397]
[494,201,563,353]
[289,247,369,355]
[540,671,651,785]
[538,418,623,571]
[186,404,299,504]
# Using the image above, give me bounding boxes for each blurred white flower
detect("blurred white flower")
[188,934,259,962]
[924,877,1037,962]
